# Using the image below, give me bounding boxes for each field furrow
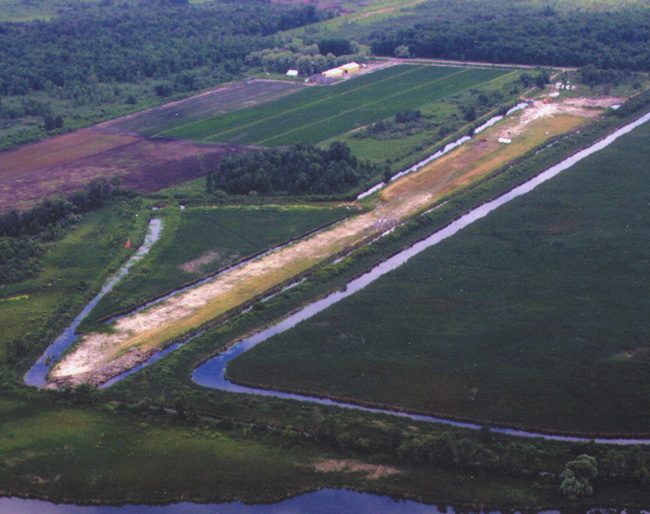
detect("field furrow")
[161,65,509,146]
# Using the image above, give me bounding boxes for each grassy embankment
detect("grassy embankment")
[81,204,354,329]
[228,101,650,435]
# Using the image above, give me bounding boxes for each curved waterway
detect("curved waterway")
[193,110,650,445]
[23,218,164,387]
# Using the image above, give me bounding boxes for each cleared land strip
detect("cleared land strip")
[47,97,602,388]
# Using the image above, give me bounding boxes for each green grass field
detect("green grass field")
[329,71,520,169]
[83,204,352,326]
[161,65,510,146]
[109,80,304,137]
[228,115,650,435]
[0,396,326,503]
[0,394,575,506]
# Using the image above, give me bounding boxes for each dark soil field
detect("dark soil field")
[0,127,247,212]
[0,79,303,212]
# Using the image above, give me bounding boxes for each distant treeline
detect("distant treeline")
[0,0,329,97]
[208,143,386,196]
[366,0,650,71]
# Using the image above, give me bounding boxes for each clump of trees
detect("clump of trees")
[519,71,551,89]
[245,39,368,76]
[395,109,421,123]
[0,178,128,284]
[578,64,641,88]
[207,143,385,196]
[559,454,597,501]
[0,237,41,283]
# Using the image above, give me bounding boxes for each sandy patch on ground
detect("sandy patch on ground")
[315,459,402,479]
[496,96,620,141]
[180,251,229,274]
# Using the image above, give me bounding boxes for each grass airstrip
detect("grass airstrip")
[50,92,590,389]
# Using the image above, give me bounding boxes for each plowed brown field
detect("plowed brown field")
[0,127,249,212]
[0,79,301,212]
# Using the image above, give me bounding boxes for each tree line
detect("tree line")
[245,40,368,76]
[0,179,126,239]
[365,0,650,72]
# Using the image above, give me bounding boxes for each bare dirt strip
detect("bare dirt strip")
[47,95,619,388]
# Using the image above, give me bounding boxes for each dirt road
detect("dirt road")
[48,96,616,387]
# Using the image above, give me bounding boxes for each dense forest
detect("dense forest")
[0,0,327,96]
[365,0,650,71]
[0,0,331,149]
[208,143,386,196]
